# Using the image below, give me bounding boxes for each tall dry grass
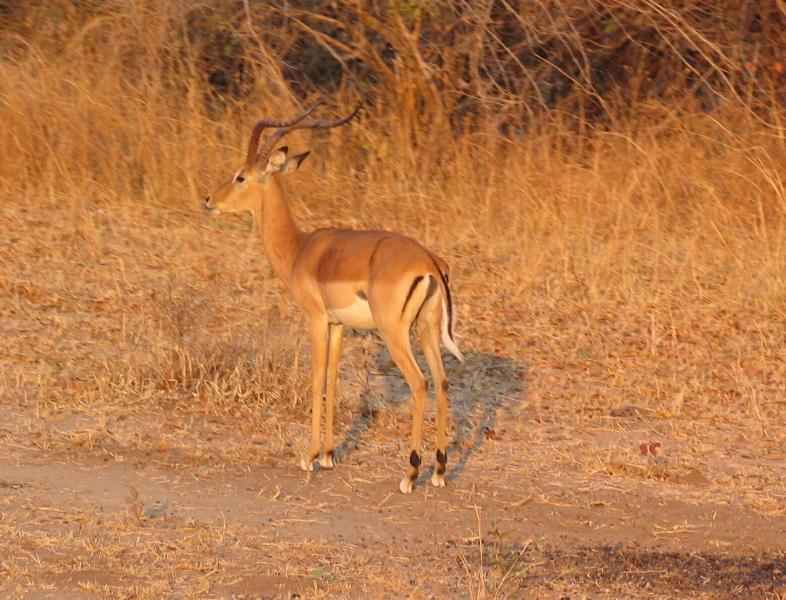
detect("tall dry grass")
[1,1,784,431]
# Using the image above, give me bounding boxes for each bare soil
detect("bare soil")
[2,396,785,599]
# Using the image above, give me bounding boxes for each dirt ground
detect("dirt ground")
[2,200,785,599]
[3,388,786,599]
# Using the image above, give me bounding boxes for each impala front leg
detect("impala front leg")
[301,316,329,472]
[321,322,344,468]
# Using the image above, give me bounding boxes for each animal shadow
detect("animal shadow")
[335,336,527,484]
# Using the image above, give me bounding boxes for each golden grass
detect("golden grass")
[5,42,785,420]
[1,2,786,598]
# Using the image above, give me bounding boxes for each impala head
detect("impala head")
[203,98,362,217]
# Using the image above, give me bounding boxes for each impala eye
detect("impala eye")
[235,174,245,183]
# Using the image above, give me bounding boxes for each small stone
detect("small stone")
[141,503,170,520]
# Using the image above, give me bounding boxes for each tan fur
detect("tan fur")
[204,109,462,493]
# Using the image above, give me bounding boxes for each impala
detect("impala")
[203,99,464,493]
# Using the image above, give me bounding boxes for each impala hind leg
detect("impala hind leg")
[380,328,428,494]
[321,323,344,468]
[418,310,449,488]
[301,317,328,472]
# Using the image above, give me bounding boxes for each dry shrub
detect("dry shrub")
[144,279,308,412]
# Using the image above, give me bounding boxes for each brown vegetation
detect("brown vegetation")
[1,1,785,597]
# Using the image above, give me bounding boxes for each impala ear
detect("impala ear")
[264,146,288,173]
[282,150,311,174]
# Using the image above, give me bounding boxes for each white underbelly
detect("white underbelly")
[328,298,376,329]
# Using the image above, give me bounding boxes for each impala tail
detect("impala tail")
[433,270,464,362]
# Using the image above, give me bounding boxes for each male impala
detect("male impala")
[203,100,464,493]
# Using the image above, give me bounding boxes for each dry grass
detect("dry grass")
[1,2,786,598]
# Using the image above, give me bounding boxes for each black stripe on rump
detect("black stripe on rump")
[437,268,454,340]
[401,275,424,316]
[426,253,455,341]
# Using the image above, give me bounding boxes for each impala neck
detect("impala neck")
[257,174,304,282]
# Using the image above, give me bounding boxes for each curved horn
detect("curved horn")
[245,98,324,165]
[256,99,364,164]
